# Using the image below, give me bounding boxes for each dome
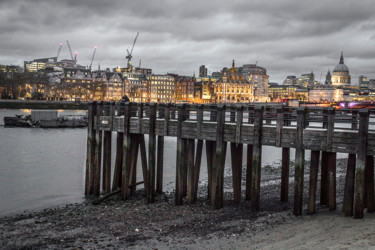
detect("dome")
[333,63,349,73]
[333,52,349,73]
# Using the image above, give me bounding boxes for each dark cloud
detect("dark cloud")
[0,0,374,83]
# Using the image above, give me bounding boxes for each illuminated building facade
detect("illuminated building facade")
[147,74,175,103]
[199,65,208,77]
[308,88,343,102]
[241,64,269,102]
[168,74,195,103]
[331,52,351,86]
[214,61,254,103]
[283,75,297,85]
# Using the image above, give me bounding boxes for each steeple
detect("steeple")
[340,51,344,64]
[232,59,235,68]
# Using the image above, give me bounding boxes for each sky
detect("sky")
[1,0,375,84]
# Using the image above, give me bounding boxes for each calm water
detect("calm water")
[0,109,306,217]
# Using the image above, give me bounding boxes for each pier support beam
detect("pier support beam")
[293,107,305,216]
[93,102,103,197]
[251,107,263,211]
[354,109,369,219]
[148,103,157,203]
[343,154,356,216]
[231,143,243,204]
[85,101,96,196]
[308,150,320,214]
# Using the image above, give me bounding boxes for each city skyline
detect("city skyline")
[1,0,375,83]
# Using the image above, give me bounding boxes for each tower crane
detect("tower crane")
[56,42,63,61]
[66,40,74,60]
[89,46,97,69]
[126,32,139,69]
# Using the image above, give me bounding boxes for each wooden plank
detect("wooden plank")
[366,155,374,212]
[326,108,335,151]
[231,143,243,204]
[320,151,329,206]
[148,103,157,203]
[212,105,227,209]
[139,135,148,193]
[129,134,139,195]
[164,103,171,136]
[354,109,369,219]
[308,150,320,214]
[280,147,290,202]
[328,152,337,211]
[251,106,263,211]
[343,154,356,216]
[156,107,165,194]
[137,103,143,133]
[293,107,306,215]
[235,106,243,144]
[85,101,96,196]
[187,139,196,203]
[276,107,284,147]
[93,102,103,197]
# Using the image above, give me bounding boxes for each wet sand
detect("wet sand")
[1,159,375,249]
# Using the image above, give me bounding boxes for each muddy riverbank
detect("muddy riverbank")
[1,158,375,249]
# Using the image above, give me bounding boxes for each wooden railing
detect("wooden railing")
[85,102,375,219]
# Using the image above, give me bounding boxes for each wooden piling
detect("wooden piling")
[328,152,337,211]
[293,107,305,216]
[206,140,215,200]
[102,102,113,194]
[93,101,103,197]
[211,105,227,209]
[85,101,96,196]
[281,148,290,202]
[148,103,157,203]
[308,150,320,214]
[320,151,329,206]
[112,130,124,191]
[245,144,253,201]
[366,155,374,212]
[354,109,369,219]
[231,143,243,204]
[343,154,356,216]
[192,139,203,203]
[251,106,263,211]
[156,106,165,194]
[121,103,132,200]
[139,135,148,193]
[129,134,139,195]
[187,139,196,203]
[176,104,187,205]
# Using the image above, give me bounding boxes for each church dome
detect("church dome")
[333,52,349,73]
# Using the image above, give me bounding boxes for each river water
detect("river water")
[0,109,304,217]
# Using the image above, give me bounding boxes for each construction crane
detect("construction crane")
[126,32,139,69]
[66,40,74,60]
[138,59,141,68]
[74,52,78,64]
[56,42,63,61]
[89,46,97,69]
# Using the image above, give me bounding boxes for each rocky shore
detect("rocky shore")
[1,158,375,249]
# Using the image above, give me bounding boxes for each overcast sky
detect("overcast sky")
[1,0,375,84]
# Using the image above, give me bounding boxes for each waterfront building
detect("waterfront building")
[199,65,208,77]
[296,72,315,87]
[214,61,254,103]
[308,88,343,102]
[168,74,195,103]
[283,76,297,85]
[331,52,351,86]
[105,72,124,101]
[241,64,269,102]
[358,75,368,88]
[123,71,147,102]
[147,74,175,103]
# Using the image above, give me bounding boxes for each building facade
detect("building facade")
[331,52,351,86]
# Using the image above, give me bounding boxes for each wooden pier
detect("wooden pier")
[85,101,375,219]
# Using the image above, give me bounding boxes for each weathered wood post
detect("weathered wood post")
[176,104,187,205]
[327,108,337,211]
[156,105,165,194]
[112,102,124,191]
[251,106,263,211]
[366,155,375,212]
[93,101,103,196]
[137,104,148,193]
[245,106,254,201]
[121,102,132,200]
[189,104,204,203]
[85,101,97,196]
[148,103,157,203]
[231,105,243,204]
[308,150,320,214]
[343,154,356,216]
[353,109,369,219]
[206,104,217,199]
[293,107,306,215]
[211,104,227,209]
[102,102,114,194]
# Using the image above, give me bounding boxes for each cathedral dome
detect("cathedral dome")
[333,52,349,73]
